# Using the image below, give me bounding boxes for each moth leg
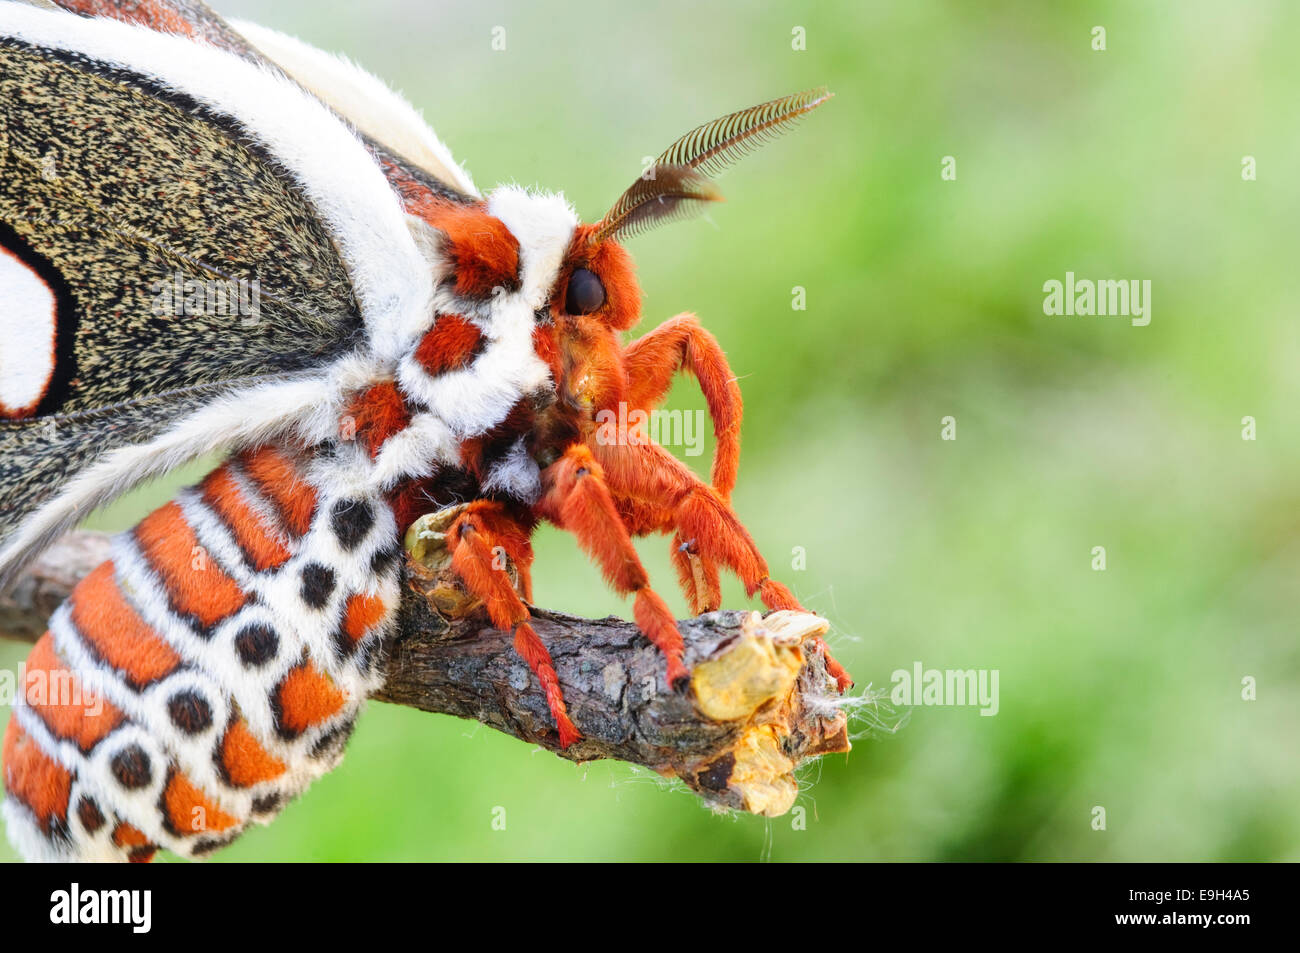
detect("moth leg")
[670,534,723,616]
[614,494,722,617]
[623,313,743,500]
[447,502,579,747]
[539,445,689,688]
[597,441,853,691]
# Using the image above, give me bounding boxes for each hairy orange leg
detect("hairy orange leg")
[539,445,689,687]
[447,502,579,746]
[623,314,744,501]
[596,440,853,691]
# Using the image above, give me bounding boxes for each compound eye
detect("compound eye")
[564,267,606,315]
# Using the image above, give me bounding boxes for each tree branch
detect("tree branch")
[0,519,850,816]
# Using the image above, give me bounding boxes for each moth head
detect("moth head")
[398,89,831,423]
[539,87,833,413]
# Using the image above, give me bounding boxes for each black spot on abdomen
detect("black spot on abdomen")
[299,563,336,608]
[167,691,213,735]
[330,498,374,550]
[77,796,105,833]
[234,623,279,667]
[110,745,153,789]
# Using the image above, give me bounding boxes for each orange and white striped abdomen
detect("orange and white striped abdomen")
[2,444,400,861]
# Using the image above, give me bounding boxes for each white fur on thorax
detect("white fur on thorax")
[396,186,578,443]
[488,186,581,310]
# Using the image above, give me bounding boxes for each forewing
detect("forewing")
[0,6,435,584]
[0,38,362,414]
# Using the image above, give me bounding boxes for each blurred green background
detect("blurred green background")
[4,0,1299,861]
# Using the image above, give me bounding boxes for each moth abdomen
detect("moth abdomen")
[2,441,399,861]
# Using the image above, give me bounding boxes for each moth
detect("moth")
[0,0,849,862]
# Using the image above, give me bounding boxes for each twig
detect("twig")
[0,520,850,816]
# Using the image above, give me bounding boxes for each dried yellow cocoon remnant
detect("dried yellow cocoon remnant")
[730,725,799,817]
[690,613,808,721]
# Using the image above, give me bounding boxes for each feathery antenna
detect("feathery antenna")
[592,87,832,244]
[591,165,722,244]
[654,86,833,179]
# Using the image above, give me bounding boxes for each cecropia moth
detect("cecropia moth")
[0,0,846,861]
